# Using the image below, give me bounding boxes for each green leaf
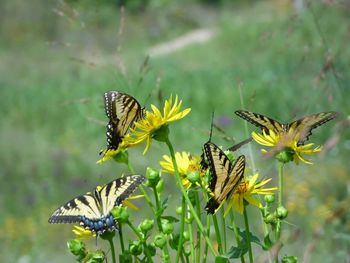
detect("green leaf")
[225,245,248,258]
[161,215,179,223]
[161,196,170,209]
[238,229,262,246]
[215,255,229,263]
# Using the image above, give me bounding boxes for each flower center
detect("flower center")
[237,182,248,194]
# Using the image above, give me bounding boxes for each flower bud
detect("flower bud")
[156,179,164,193]
[120,251,132,263]
[113,150,129,165]
[264,194,275,204]
[139,219,154,234]
[152,125,169,142]
[161,220,174,235]
[183,247,191,256]
[276,206,288,219]
[129,241,142,256]
[162,254,170,262]
[276,150,294,163]
[282,255,298,263]
[176,206,183,215]
[154,233,167,248]
[111,206,129,223]
[264,214,277,224]
[183,231,190,241]
[187,171,200,184]
[185,214,193,224]
[67,239,87,259]
[85,250,105,262]
[147,243,156,256]
[100,230,115,241]
[145,167,160,187]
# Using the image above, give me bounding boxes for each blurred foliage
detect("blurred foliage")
[0,0,349,262]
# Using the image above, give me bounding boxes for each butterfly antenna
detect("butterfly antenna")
[209,111,215,142]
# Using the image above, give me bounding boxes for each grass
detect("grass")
[1,0,349,261]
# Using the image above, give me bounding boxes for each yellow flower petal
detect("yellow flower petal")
[72,226,95,239]
[252,128,323,165]
[225,174,277,214]
[125,95,191,155]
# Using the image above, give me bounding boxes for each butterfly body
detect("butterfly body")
[203,142,245,214]
[235,110,338,145]
[49,175,145,234]
[104,91,145,150]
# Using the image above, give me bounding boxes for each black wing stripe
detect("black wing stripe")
[103,91,145,150]
[48,175,146,234]
[204,142,246,214]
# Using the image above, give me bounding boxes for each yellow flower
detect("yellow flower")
[160,152,202,188]
[252,129,322,164]
[97,140,131,164]
[124,95,191,154]
[72,225,96,239]
[122,194,144,210]
[224,174,277,215]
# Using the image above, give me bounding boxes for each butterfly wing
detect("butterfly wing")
[204,142,245,214]
[235,110,285,134]
[99,175,146,216]
[104,91,145,150]
[48,192,103,225]
[288,111,338,145]
[49,175,145,234]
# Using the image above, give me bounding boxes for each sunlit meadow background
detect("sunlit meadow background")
[1,0,349,262]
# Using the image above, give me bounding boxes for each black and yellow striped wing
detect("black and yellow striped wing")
[235,110,338,145]
[287,112,338,145]
[203,142,245,214]
[235,110,285,134]
[104,91,145,150]
[49,175,145,234]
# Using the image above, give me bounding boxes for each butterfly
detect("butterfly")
[203,142,246,214]
[235,110,338,145]
[48,175,145,234]
[103,91,145,151]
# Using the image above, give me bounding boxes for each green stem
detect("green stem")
[151,185,171,262]
[127,162,155,212]
[221,209,227,253]
[212,215,223,254]
[278,162,284,210]
[176,197,186,263]
[118,225,125,253]
[127,221,152,262]
[165,137,217,256]
[128,160,170,261]
[229,210,245,263]
[187,204,195,263]
[202,215,210,263]
[107,236,117,263]
[243,205,253,263]
[194,192,201,263]
[276,162,284,240]
[275,162,284,262]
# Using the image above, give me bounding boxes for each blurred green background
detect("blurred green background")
[1,0,349,262]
